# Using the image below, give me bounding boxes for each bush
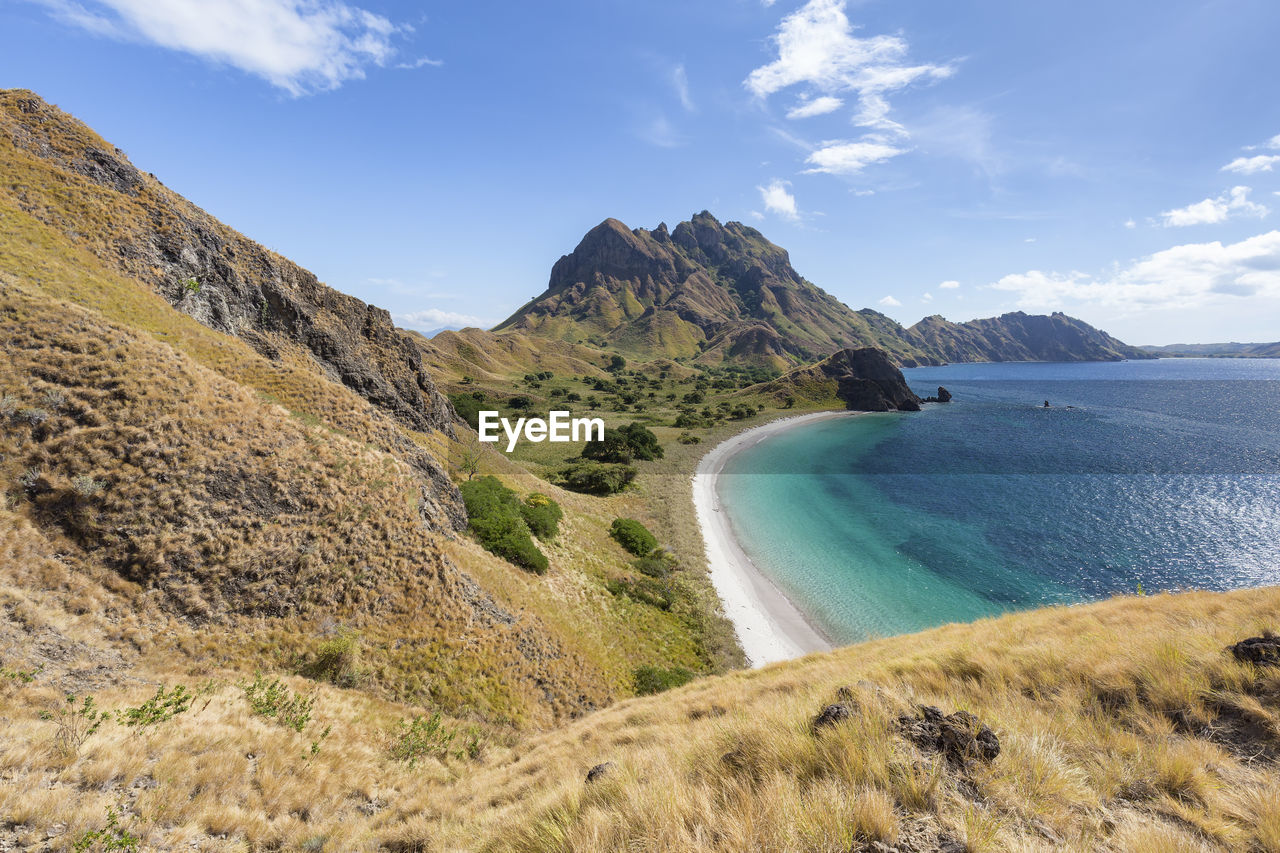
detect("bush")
[635,551,674,578]
[449,392,487,430]
[606,575,676,610]
[390,711,486,767]
[678,432,701,445]
[520,493,562,540]
[554,461,636,495]
[302,630,363,687]
[243,674,315,732]
[118,684,191,732]
[459,476,548,573]
[633,665,695,696]
[610,518,657,556]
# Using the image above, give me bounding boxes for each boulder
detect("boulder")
[1229,636,1280,666]
[899,705,1000,766]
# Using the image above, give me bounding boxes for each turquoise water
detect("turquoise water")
[717,358,1280,644]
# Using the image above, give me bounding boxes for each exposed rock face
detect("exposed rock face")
[1229,636,1280,666]
[497,212,941,369]
[907,312,1152,363]
[899,705,1001,766]
[821,348,922,412]
[0,90,463,529]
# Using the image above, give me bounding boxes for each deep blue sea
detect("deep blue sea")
[717,358,1280,644]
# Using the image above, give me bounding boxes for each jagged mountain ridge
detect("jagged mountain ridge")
[497,211,1151,367]
[496,212,941,369]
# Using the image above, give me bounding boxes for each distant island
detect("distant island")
[1141,341,1280,358]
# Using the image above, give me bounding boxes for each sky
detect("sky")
[3,0,1280,345]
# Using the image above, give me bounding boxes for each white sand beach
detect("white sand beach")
[693,412,854,667]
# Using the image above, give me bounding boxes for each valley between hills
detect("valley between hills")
[3,89,1280,852]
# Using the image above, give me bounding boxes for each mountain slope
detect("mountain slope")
[497,211,1151,369]
[909,312,1152,363]
[0,89,462,525]
[496,212,941,370]
[1142,341,1280,358]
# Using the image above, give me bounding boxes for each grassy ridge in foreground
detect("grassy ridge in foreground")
[2,588,1278,849]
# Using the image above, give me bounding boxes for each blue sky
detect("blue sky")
[4,0,1280,344]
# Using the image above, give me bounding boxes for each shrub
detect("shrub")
[72,806,138,853]
[520,493,562,540]
[302,630,363,687]
[554,461,636,495]
[459,476,548,573]
[243,675,315,732]
[610,518,657,556]
[449,392,486,430]
[633,665,695,696]
[390,711,484,766]
[71,474,104,498]
[606,575,676,610]
[635,551,674,578]
[41,694,109,756]
[118,685,191,732]
[678,432,701,445]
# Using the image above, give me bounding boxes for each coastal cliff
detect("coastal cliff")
[754,346,922,411]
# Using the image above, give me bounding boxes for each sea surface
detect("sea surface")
[717,358,1280,644]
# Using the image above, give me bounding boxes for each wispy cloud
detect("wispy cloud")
[394,308,488,332]
[1222,155,1280,175]
[785,95,843,119]
[1160,186,1268,227]
[878,295,902,307]
[38,0,415,95]
[672,63,695,112]
[988,230,1280,312]
[938,280,960,289]
[757,179,799,220]
[803,139,905,175]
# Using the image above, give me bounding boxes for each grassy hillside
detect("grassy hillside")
[3,587,1277,850]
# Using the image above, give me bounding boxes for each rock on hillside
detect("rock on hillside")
[0,89,462,525]
[758,347,922,412]
[496,212,941,370]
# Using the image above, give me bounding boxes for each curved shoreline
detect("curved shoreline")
[693,412,852,667]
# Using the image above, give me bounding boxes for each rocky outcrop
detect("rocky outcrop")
[0,90,463,528]
[899,705,1000,766]
[821,348,922,412]
[923,386,952,403]
[1229,636,1280,666]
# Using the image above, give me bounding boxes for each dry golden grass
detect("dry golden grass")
[3,586,1278,850]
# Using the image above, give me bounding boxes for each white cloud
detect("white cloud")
[921,291,933,302]
[745,0,951,133]
[396,56,442,70]
[758,179,799,220]
[803,139,906,175]
[938,280,960,289]
[1223,155,1280,175]
[1269,134,1280,150]
[1124,219,1136,229]
[395,309,488,332]
[40,0,413,95]
[988,230,1280,312]
[1160,186,1268,227]
[786,95,843,119]
[878,295,902,307]
[672,63,695,112]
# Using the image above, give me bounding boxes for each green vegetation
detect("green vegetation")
[519,492,562,540]
[117,685,192,732]
[632,664,695,695]
[389,711,485,767]
[459,476,549,574]
[242,675,315,732]
[301,630,363,687]
[610,518,657,556]
[553,461,636,495]
[40,694,108,757]
[72,806,139,853]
